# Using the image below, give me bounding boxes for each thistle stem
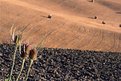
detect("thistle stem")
[9,45,18,81]
[16,59,25,81]
[19,44,21,55]
[25,59,33,81]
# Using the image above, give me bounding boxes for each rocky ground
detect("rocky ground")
[0,44,121,81]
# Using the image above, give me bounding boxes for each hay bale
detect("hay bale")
[119,24,121,27]
[102,21,106,24]
[47,14,52,19]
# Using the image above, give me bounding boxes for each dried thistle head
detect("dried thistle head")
[29,48,37,61]
[21,52,28,59]
[10,25,23,44]
[21,44,30,59]
[14,34,22,45]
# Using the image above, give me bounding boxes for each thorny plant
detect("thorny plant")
[8,25,22,81]
[25,48,37,81]
[25,31,53,81]
[16,44,30,81]
[5,24,53,81]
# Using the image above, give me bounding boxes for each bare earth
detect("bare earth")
[0,0,121,52]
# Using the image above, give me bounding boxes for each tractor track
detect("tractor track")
[78,28,96,49]
[87,28,101,49]
[108,33,116,51]
[92,29,104,50]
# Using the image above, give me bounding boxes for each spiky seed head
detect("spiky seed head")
[29,48,37,61]
[14,35,17,44]
[21,44,30,59]
[14,34,22,45]
[21,52,28,59]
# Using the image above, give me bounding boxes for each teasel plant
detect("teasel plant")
[8,34,22,81]
[4,24,30,81]
[16,43,30,81]
[8,25,22,81]
[24,31,54,81]
[10,24,29,55]
[18,24,30,55]
[10,24,29,58]
[25,48,37,81]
